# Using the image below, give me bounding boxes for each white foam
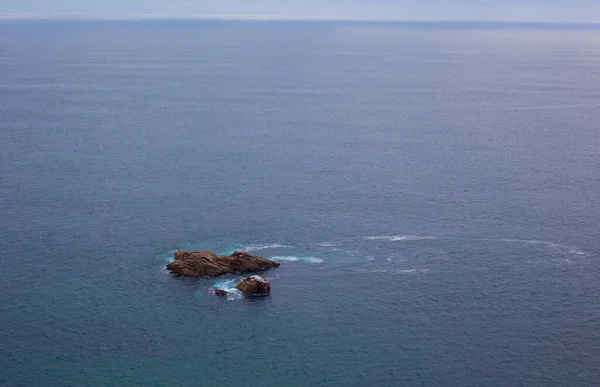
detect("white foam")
[303,257,324,263]
[212,279,243,300]
[160,265,172,275]
[364,235,435,242]
[315,242,336,247]
[495,239,587,256]
[244,244,290,252]
[212,278,237,289]
[270,256,299,262]
[271,256,323,263]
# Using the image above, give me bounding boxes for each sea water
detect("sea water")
[1,20,600,386]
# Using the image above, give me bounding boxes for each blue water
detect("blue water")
[1,21,600,386]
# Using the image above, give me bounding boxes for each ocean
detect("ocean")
[1,20,599,386]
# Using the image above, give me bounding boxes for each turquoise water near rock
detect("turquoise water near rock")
[1,21,600,386]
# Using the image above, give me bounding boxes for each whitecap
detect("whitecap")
[364,235,435,242]
[271,256,323,263]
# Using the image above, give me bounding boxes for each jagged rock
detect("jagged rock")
[235,275,272,297]
[214,289,230,297]
[166,250,280,278]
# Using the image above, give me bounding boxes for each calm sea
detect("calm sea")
[1,20,600,386]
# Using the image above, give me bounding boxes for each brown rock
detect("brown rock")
[235,275,272,297]
[214,289,229,297]
[166,250,280,278]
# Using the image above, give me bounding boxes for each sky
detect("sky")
[1,0,599,23]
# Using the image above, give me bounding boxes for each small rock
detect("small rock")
[214,289,229,297]
[235,275,272,297]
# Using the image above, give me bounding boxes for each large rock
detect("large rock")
[235,275,272,297]
[166,250,280,278]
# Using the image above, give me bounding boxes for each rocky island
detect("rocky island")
[166,250,280,277]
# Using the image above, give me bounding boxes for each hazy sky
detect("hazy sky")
[1,0,599,23]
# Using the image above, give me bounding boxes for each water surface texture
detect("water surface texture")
[1,21,600,386]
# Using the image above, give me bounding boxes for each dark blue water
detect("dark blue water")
[1,21,600,386]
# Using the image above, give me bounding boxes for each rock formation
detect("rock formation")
[235,275,272,297]
[166,250,280,278]
[214,289,230,297]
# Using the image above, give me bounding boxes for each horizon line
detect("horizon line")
[0,13,599,25]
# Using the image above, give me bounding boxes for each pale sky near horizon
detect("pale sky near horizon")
[1,0,599,23]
